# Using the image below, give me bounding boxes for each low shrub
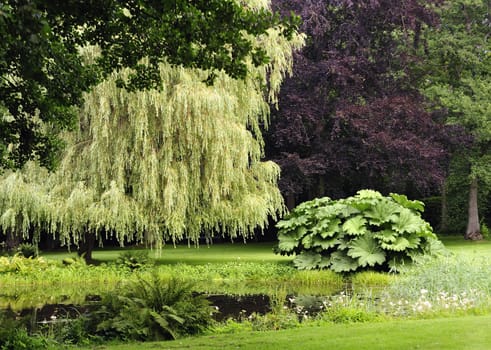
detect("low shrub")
[0,254,52,274]
[0,311,54,350]
[115,250,153,271]
[0,329,51,350]
[275,190,445,272]
[90,274,215,341]
[17,243,39,258]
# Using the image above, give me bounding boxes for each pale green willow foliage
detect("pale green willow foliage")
[0,0,304,248]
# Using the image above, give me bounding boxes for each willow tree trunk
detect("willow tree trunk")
[6,229,21,251]
[465,178,483,240]
[77,232,95,263]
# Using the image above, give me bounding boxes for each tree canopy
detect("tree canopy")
[421,0,491,238]
[0,1,304,256]
[0,0,299,171]
[266,0,460,203]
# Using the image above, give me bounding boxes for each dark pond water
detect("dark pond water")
[1,293,276,329]
[1,290,352,330]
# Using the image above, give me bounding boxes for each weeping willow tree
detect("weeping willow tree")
[0,1,304,260]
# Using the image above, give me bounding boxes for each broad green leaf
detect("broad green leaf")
[329,251,359,272]
[294,226,307,238]
[423,237,449,256]
[356,189,383,199]
[416,222,437,239]
[391,208,424,233]
[348,201,372,212]
[312,235,340,250]
[373,229,397,243]
[336,233,351,250]
[335,203,360,218]
[293,251,322,270]
[318,256,331,269]
[365,200,399,225]
[390,193,424,212]
[295,197,332,213]
[315,205,338,219]
[342,215,367,236]
[301,234,314,249]
[406,235,421,249]
[380,236,410,251]
[347,236,386,267]
[317,218,341,238]
[277,234,298,252]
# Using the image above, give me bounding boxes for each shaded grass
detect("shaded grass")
[76,315,491,350]
[41,242,293,265]
[40,235,491,264]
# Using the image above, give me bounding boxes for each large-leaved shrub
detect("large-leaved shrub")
[275,190,444,272]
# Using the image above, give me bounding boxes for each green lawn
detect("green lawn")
[42,242,292,265]
[39,235,491,264]
[78,315,491,350]
[439,235,491,257]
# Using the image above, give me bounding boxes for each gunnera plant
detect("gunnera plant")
[275,190,445,273]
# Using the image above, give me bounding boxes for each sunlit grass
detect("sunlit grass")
[438,234,491,257]
[75,315,491,350]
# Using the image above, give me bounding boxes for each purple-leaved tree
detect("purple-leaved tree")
[266,0,461,207]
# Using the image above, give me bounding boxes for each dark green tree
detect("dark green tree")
[0,0,298,171]
[422,0,491,239]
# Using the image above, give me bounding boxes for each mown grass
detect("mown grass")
[439,234,491,257]
[77,315,491,350]
[42,242,293,265]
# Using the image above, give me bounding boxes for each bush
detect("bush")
[0,254,52,274]
[17,243,39,258]
[0,312,52,350]
[115,250,153,271]
[275,190,444,273]
[91,274,214,341]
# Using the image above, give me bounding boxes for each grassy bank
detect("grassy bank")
[77,315,491,350]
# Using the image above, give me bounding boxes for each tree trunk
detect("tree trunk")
[465,178,483,240]
[6,229,21,252]
[77,231,96,263]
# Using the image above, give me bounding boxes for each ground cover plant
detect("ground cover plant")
[275,190,443,272]
[1,236,491,349]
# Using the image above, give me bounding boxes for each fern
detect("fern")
[91,275,214,341]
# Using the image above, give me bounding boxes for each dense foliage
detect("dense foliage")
[92,276,214,341]
[275,190,442,272]
[266,0,459,201]
[0,2,304,257]
[420,0,491,238]
[0,0,299,170]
